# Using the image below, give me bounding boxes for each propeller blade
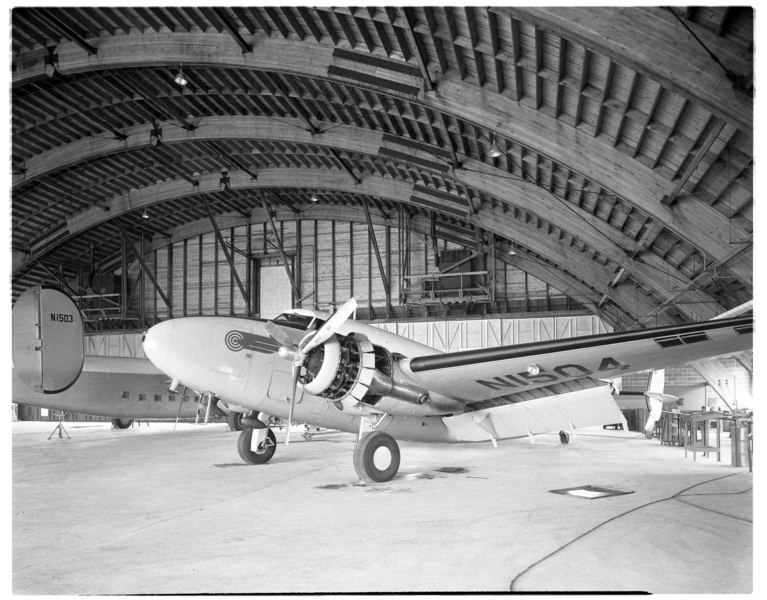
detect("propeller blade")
[264,320,296,348]
[301,297,357,354]
[285,361,301,446]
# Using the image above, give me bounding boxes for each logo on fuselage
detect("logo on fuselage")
[225,330,280,354]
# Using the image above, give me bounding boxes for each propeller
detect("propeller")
[265,298,357,445]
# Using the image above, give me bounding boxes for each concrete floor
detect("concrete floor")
[12,419,754,595]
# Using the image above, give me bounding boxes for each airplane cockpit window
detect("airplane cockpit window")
[272,312,325,331]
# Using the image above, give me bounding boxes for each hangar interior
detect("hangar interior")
[10,5,754,595]
[11,4,754,408]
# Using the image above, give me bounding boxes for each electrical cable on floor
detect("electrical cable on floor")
[508,471,747,591]
[673,486,753,524]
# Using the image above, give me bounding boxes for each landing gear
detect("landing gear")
[226,411,246,431]
[353,431,401,483]
[237,426,277,464]
[111,418,133,429]
[559,430,570,444]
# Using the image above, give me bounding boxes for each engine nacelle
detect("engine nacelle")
[298,332,463,416]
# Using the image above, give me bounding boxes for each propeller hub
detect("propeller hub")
[278,346,300,362]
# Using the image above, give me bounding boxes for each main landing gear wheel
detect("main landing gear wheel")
[559,430,570,444]
[237,427,277,464]
[111,418,133,429]
[353,431,401,483]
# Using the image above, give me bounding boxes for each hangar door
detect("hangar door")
[259,266,293,318]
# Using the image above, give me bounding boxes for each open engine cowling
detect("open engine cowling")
[298,332,463,416]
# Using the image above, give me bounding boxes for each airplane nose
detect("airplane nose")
[142,320,174,369]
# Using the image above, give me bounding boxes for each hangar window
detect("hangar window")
[121,391,129,399]
[138,393,146,402]
[154,394,162,402]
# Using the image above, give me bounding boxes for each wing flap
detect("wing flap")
[464,376,602,411]
[442,385,625,442]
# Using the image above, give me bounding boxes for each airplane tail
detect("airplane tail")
[643,370,679,434]
[12,286,85,394]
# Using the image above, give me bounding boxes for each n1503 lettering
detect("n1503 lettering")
[50,313,74,323]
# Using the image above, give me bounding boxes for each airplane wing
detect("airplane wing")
[399,316,752,408]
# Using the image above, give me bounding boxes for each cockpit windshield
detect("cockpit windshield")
[272,312,324,331]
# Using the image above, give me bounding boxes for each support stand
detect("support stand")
[47,413,71,440]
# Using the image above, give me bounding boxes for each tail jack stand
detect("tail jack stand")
[48,413,71,440]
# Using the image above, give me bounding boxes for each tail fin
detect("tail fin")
[12,286,84,394]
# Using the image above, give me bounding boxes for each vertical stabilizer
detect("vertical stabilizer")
[12,286,84,394]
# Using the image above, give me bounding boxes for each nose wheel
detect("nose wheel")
[237,426,277,464]
[353,431,401,483]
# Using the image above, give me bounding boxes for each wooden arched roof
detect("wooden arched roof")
[11,6,753,328]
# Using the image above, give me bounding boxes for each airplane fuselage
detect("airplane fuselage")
[142,315,456,442]
[12,356,201,421]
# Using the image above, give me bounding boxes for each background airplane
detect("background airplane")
[142,297,753,482]
[11,286,231,430]
[12,356,207,428]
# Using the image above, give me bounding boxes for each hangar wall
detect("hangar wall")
[132,218,586,323]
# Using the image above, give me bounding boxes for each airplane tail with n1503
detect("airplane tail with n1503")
[11,286,218,428]
[142,298,753,482]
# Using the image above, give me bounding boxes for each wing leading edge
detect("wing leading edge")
[400,316,752,405]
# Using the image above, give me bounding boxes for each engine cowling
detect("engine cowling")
[297,332,463,416]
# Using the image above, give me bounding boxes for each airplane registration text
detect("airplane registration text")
[50,313,74,323]
[475,356,629,391]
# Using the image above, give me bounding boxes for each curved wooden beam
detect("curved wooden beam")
[12,32,750,279]
[14,117,729,321]
[14,167,695,323]
[503,7,751,130]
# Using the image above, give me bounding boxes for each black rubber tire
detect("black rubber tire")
[226,412,245,431]
[559,430,570,444]
[237,427,277,464]
[353,432,400,483]
[111,418,133,429]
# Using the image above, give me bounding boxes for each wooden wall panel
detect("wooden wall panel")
[351,223,369,304]
[137,218,575,321]
[185,237,200,315]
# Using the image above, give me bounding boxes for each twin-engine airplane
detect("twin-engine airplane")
[142,298,753,482]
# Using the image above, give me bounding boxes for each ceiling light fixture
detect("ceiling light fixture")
[141,207,150,219]
[310,190,320,202]
[487,134,503,159]
[174,63,188,87]
[507,242,517,256]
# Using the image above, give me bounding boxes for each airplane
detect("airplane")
[12,355,218,429]
[141,298,753,482]
[11,285,233,430]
